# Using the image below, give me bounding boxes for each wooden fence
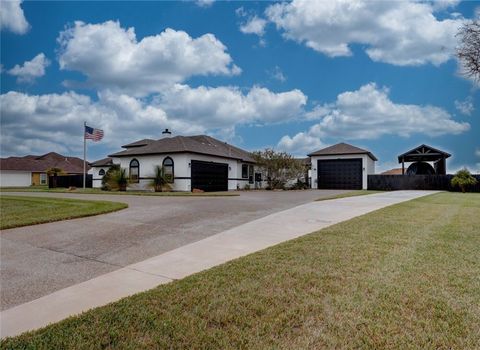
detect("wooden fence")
[367,174,480,192]
[49,175,92,188]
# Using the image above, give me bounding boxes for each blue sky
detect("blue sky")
[1,0,478,172]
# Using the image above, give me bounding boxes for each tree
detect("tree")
[150,165,171,192]
[102,165,128,191]
[451,168,478,193]
[252,148,305,190]
[46,167,65,187]
[456,20,480,82]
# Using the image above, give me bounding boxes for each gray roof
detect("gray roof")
[121,139,155,148]
[90,157,114,167]
[109,135,255,163]
[308,142,377,161]
[397,144,450,163]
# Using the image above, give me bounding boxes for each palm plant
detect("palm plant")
[151,165,171,192]
[451,168,478,193]
[110,168,128,191]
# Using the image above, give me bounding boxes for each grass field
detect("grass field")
[0,186,239,197]
[315,190,383,201]
[2,192,479,349]
[0,195,128,229]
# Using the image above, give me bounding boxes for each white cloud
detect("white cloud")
[277,132,323,156]
[475,148,480,157]
[240,16,267,36]
[268,66,286,82]
[195,0,215,8]
[0,85,307,156]
[265,0,464,66]
[277,83,470,155]
[7,53,50,83]
[156,84,307,127]
[454,97,474,116]
[0,0,29,34]
[57,21,241,96]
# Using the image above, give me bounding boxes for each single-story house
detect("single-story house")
[89,157,115,188]
[0,152,88,187]
[102,134,262,192]
[308,142,377,190]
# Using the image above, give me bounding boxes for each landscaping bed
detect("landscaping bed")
[2,192,479,348]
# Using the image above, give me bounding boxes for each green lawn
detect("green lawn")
[316,190,383,201]
[0,195,128,229]
[0,187,238,197]
[2,192,479,349]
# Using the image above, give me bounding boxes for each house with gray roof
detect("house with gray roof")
[94,132,260,192]
[308,142,377,190]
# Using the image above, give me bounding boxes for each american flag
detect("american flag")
[84,125,104,141]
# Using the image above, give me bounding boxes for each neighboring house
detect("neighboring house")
[103,134,261,192]
[89,157,114,188]
[381,168,403,175]
[0,152,88,187]
[308,143,377,190]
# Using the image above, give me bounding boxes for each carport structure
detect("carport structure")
[398,144,451,175]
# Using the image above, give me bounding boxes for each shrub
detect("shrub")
[451,168,477,193]
[150,165,171,192]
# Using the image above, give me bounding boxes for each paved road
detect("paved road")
[0,190,346,310]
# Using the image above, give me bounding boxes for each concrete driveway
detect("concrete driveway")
[0,189,346,310]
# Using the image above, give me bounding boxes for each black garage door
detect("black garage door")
[191,160,228,192]
[317,159,362,190]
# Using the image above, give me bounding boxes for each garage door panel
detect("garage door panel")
[317,159,362,190]
[191,160,228,192]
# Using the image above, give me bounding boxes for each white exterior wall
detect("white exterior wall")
[310,154,376,190]
[112,153,258,191]
[89,166,111,188]
[0,170,32,187]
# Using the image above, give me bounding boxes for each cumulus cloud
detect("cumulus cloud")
[454,97,474,116]
[268,66,286,82]
[0,0,29,34]
[265,0,464,66]
[277,131,324,156]
[475,148,480,157]
[277,83,470,154]
[240,15,267,36]
[156,84,307,127]
[7,53,50,83]
[195,0,215,8]
[57,21,241,95]
[0,85,307,156]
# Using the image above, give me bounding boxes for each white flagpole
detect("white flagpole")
[83,121,86,189]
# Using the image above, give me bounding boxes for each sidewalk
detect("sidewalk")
[0,190,437,338]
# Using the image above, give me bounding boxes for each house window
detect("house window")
[99,169,106,176]
[162,157,174,183]
[242,164,248,179]
[248,165,254,184]
[40,173,47,185]
[129,159,139,183]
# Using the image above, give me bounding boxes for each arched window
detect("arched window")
[129,159,139,183]
[99,169,106,176]
[162,157,174,183]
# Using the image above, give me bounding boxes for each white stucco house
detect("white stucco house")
[92,134,263,191]
[308,143,377,190]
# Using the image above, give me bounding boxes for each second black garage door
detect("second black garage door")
[191,160,228,192]
[317,159,362,190]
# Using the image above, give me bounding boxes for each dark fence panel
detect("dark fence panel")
[49,175,92,188]
[368,174,480,192]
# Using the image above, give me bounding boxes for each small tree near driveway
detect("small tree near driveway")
[451,168,478,193]
[252,148,304,189]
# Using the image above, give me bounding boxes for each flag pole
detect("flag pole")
[83,121,86,189]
